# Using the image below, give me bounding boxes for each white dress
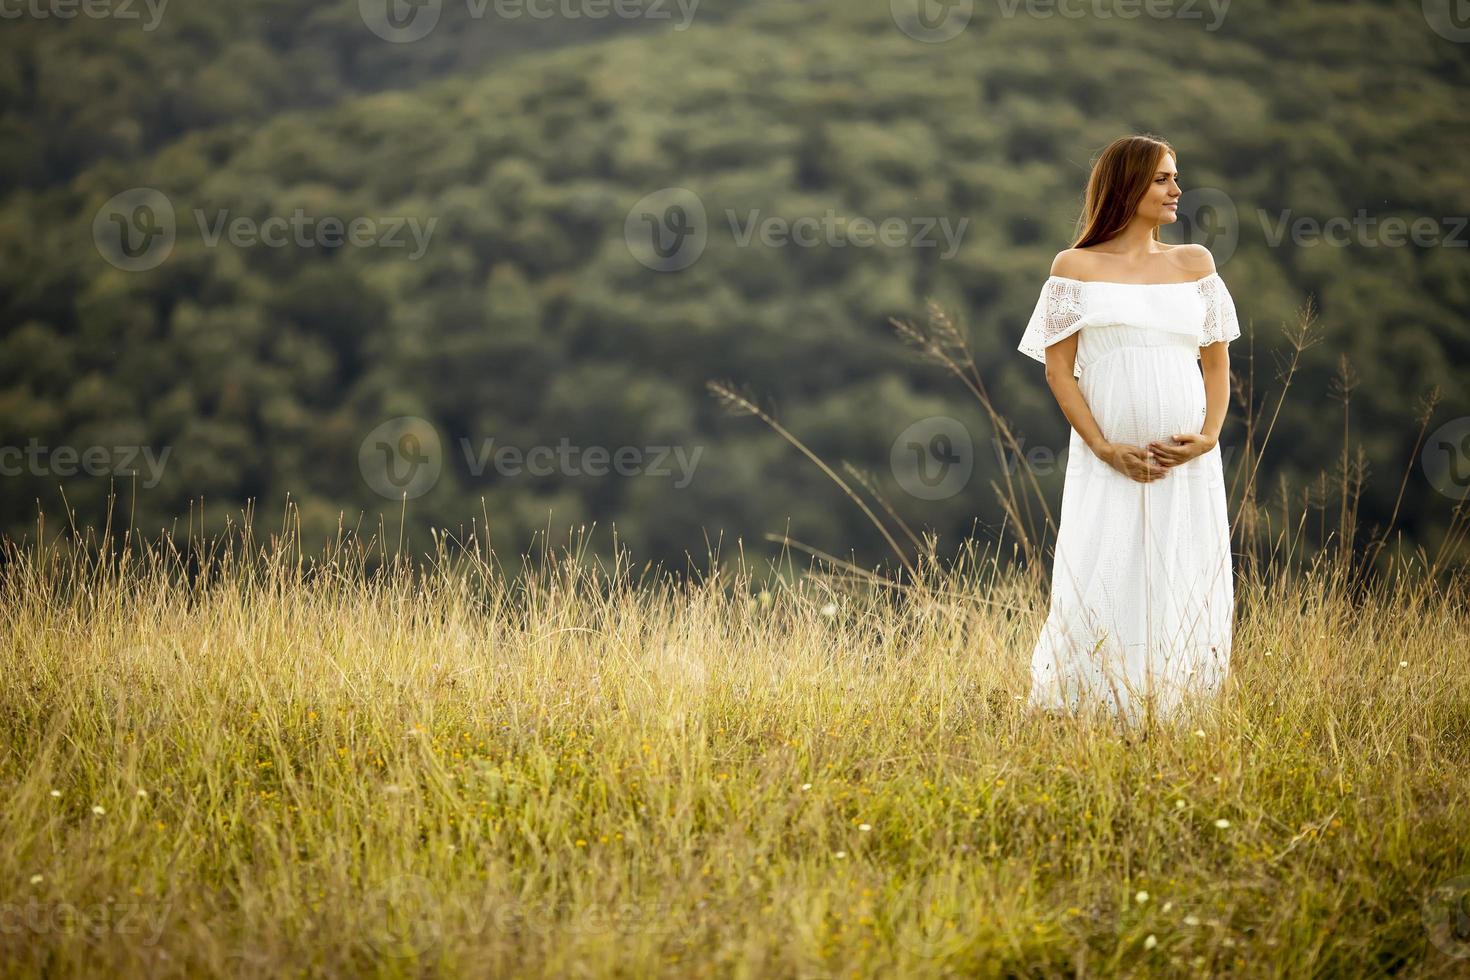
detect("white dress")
[1016,273,1241,726]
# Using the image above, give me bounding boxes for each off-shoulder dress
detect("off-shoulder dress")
[1016,272,1242,725]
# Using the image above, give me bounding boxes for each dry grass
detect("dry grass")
[3,294,1469,977]
[1,514,1467,978]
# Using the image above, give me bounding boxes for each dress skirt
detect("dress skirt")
[1027,322,1234,726]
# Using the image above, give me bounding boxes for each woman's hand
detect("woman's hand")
[1146,432,1217,468]
[1095,441,1170,483]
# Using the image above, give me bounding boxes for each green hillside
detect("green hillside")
[2,0,1467,574]
[0,0,753,198]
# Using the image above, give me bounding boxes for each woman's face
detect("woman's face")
[1139,151,1182,226]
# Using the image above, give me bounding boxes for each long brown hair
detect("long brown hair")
[1071,135,1174,249]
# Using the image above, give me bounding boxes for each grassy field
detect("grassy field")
[1,515,1468,979]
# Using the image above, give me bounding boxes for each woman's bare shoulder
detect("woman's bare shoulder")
[1048,248,1093,279]
[1161,242,1217,275]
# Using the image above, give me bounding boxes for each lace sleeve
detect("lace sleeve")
[1198,273,1241,347]
[1016,277,1087,377]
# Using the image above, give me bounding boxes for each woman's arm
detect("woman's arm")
[1198,340,1229,446]
[1042,332,1110,458]
[1041,250,1114,456]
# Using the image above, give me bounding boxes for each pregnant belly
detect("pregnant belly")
[1080,348,1206,446]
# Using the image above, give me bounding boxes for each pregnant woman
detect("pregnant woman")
[1017,134,1241,728]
